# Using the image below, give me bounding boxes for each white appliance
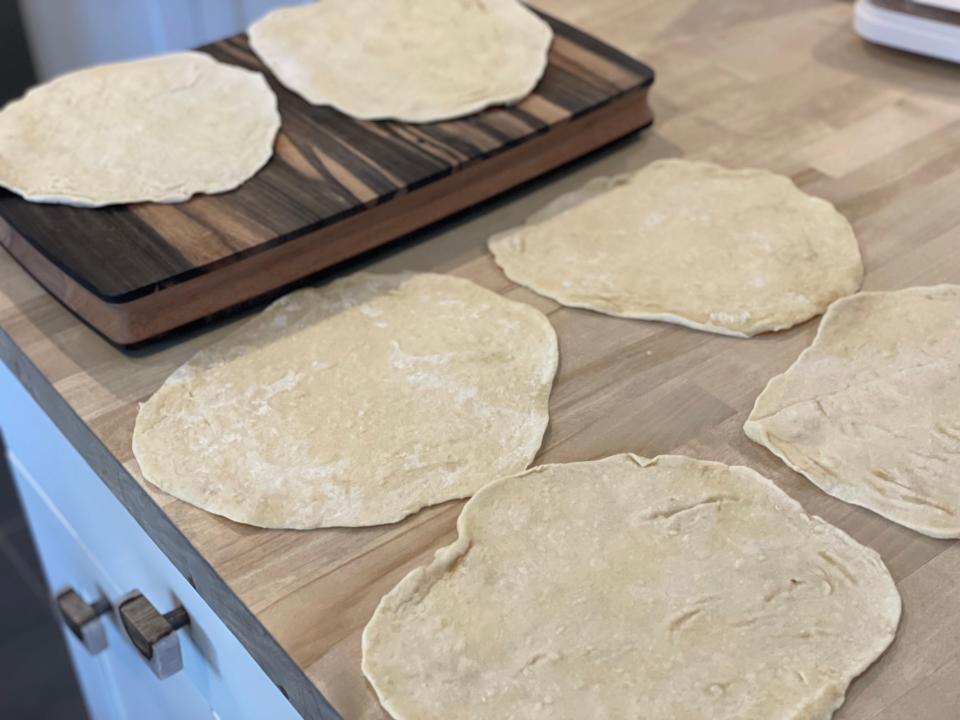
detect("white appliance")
[854,0,960,64]
[17,0,310,82]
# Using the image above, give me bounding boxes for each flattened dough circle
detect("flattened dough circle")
[363,454,900,720]
[133,273,557,529]
[248,0,553,122]
[0,52,280,207]
[489,159,863,336]
[746,285,960,538]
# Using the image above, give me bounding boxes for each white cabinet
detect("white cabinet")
[0,361,304,720]
[11,457,213,720]
[18,0,311,81]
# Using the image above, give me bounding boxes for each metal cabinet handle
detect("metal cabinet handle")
[55,587,111,655]
[116,591,190,679]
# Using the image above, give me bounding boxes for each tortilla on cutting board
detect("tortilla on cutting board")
[248,0,553,122]
[0,52,280,207]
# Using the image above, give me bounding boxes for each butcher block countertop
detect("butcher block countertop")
[3,1,960,718]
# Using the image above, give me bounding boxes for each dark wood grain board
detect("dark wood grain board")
[0,12,653,345]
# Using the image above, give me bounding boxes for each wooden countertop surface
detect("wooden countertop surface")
[2,1,960,718]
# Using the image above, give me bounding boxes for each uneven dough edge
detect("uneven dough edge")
[0,52,281,208]
[132,272,559,529]
[248,2,554,123]
[321,275,560,527]
[493,253,755,338]
[361,453,901,720]
[744,285,960,539]
[488,161,863,337]
[489,169,745,338]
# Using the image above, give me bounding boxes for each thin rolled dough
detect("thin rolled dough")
[132,273,557,529]
[489,159,863,336]
[0,52,280,207]
[745,285,960,538]
[363,454,900,720]
[248,0,553,122]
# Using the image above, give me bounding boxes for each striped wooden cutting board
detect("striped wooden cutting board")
[0,12,653,345]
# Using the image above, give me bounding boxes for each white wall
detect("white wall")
[18,0,310,80]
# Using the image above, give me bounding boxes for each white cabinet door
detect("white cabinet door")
[0,360,304,720]
[9,456,213,720]
[18,0,311,81]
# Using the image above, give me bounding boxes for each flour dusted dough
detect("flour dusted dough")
[0,52,279,207]
[248,0,553,122]
[363,454,899,720]
[132,273,557,528]
[746,285,960,538]
[489,159,863,336]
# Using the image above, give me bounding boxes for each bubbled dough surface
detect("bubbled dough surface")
[363,454,900,720]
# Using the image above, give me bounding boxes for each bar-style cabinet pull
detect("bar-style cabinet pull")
[116,592,190,679]
[55,587,111,655]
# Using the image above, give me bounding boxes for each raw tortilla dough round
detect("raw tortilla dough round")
[745,285,960,538]
[363,454,900,720]
[488,159,863,337]
[133,273,557,529]
[248,0,553,122]
[0,52,280,207]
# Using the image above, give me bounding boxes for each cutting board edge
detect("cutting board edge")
[1,86,653,346]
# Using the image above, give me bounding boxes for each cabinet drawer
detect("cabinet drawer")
[0,362,300,720]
